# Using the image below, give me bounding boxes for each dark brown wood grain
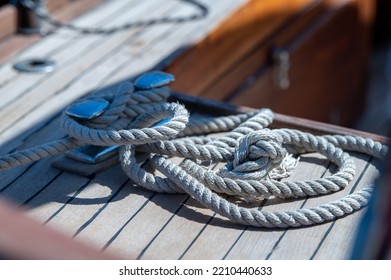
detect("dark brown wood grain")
[165,0,314,95]
[171,91,389,144]
[0,5,17,41]
[165,0,375,127]
[227,0,374,126]
[198,0,326,102]
[47,0,70,12]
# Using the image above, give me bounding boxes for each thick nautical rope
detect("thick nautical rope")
[0,73,388,228]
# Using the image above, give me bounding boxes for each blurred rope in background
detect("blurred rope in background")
[15,0,208,34]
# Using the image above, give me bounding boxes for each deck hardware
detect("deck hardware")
[64,99,114,171]
[66,99,110,120]
[55,137,119,176]
[134,71,175,89]
[66,145,119,164]
[272,48,291,90]
[52,155,119,177]
[17,0,46,34]
[13,58,57,74]
[54,145,119,176]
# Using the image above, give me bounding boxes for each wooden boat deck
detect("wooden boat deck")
[0,0,386,259]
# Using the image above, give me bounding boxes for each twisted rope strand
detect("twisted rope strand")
[0,138,79,171]
[150,155,373,228]
[0,75,388,228]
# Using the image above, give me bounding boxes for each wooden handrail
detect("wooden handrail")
[171,91,390,144]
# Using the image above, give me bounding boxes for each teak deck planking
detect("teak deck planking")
[0,0,106,64]
[0,0,383,259]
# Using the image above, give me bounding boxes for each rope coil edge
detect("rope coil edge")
[0,72,388,228]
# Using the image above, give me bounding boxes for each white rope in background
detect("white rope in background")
[0,72,388,228]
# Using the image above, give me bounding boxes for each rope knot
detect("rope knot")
[234,129,285,168]
[217,129,298,180]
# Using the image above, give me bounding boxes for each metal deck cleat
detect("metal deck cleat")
[54,98,116,175]
[53,71,175,176]
[65,145,119,164]
[66,99,110,120]
[134,71,175,90]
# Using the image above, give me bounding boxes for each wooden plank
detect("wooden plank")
[312,158,381,259]
[137,162,225,259]
[47,0,70,12]
[165,0,313,96]
[0,5,17,41]
[267,154,376,259]
[171,93,389,144]
[68,157,187,258]
[0,0,245,150]
[0,0,180,208]
[217,153,329,259]
[196,0,359,102]
[0,0,105,67]
[0,197,111,259]
[27,165,128,232]
[14,0,135,62]
[101,0,247,86]
[103,192,188,258]
[221,153,378,259]
[0,0,247,259]
[137,197,219,259]
[0,0,385,260]
[0,0,144,111]
[4,118,384,260]
[180,211,246,259]
[72,179,155,255]
[1,106,384,260]
[0,0,150,148]
[68,0,219,92]
[1,0,216,152]
[1,158,64,207]
[0,0,105,64]
[0,117,65,192]
[0,1,251,260]
[0,0,167,134]
[226,0,372,125]
[0,2,180,167]
[0,35,40,65]
[198,0,326,101]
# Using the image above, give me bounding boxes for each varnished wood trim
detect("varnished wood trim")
[47,0,70,12]
[0,198,115,259]
[0,5,17,41]
[165,0,314,96]
[171,92,389,144]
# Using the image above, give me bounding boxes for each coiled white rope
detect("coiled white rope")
[0,72,388,228]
